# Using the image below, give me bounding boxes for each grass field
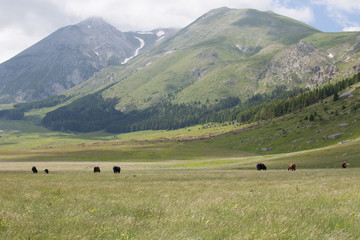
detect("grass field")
[0,160,360,239]
[1,138,360,239]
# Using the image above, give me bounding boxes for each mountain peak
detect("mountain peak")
[234,8,320,31]
[76,17,114,30]
[0,16,143,103]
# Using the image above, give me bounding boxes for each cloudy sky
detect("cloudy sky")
[1,0,360,63]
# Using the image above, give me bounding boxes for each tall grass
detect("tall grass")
[0,163,359,239]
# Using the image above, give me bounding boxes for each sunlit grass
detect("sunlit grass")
[0,164,359,239]
[0,120,246,151]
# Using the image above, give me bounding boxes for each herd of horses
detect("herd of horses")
[256,161,350,171]
[92,166,121,173]
[31,165,121,174]
[31,162,350,174]
[256,162,296,171]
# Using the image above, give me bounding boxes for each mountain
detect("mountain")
[6,8,360,133]
[0,18,176,103]
[63,8,360,113]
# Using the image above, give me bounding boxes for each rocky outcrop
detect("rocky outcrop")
[324,133,344,140]
[262,41,333,89]
[307,65,339,88]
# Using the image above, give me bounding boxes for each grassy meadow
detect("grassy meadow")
[0,161,360,239]
[1,136,360,239]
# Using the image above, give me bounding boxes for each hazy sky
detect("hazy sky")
[1,0,360,63]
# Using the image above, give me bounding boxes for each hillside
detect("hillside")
[0,18,176,103]
[61,8,360,114]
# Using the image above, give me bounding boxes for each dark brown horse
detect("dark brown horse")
[113,166,121,174]
[32,166,38,173]
[256,163,267,171]
[341,162,350,168]
[288,163,296,171]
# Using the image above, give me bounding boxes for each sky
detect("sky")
[1,0,360,63]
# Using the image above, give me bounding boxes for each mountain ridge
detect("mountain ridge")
[88,8,359,112]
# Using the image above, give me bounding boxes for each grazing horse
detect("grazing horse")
[288,163,296,171]
[341,162,350,168]
[32,166,38,173]
[113,166,121,174]
[93,166,101,173]
[256,163,267,171]
[44,169,49,174]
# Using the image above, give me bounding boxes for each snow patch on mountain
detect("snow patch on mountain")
[137,31,153,35]
[121,37,145,64]
[157,31,165,36]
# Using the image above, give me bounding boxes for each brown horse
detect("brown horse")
[341,162,350,168]
[288,163,296,171]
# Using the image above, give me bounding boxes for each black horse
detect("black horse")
[113,166,121,174]
[32,166,38,173]
[256,163,267,171]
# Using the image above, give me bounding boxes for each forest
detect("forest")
[0,95,68,120]
[21,72,360,133]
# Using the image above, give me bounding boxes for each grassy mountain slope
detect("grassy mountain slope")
[59,8,360,115]
[101,8,323,110]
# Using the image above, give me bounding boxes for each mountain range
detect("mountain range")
[1,7,360,133]
[64,8,360,112]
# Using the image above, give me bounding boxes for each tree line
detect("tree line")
[39,84,305,133]
[233,72,360,123]
[0,95,68,120]
[6,72,359,133]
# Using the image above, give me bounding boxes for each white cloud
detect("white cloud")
[312,0,360,31]
[54,0,316,30]
[313,0,360,13]
[0,26,49,63]
[343,26,360,32]
[273,5,314,23]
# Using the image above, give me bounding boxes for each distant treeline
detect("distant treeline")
[41,85,303,133]
[234,72,360,123]
[0,95,68,120]
[0,109,24,120]
[42,94,241,133]
[13,95,68,112]
[33,72,360,133]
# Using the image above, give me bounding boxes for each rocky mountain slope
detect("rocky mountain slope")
[0,18,176,103]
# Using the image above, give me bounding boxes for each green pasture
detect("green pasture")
[1,118,360,239]
[0,160,359,239]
